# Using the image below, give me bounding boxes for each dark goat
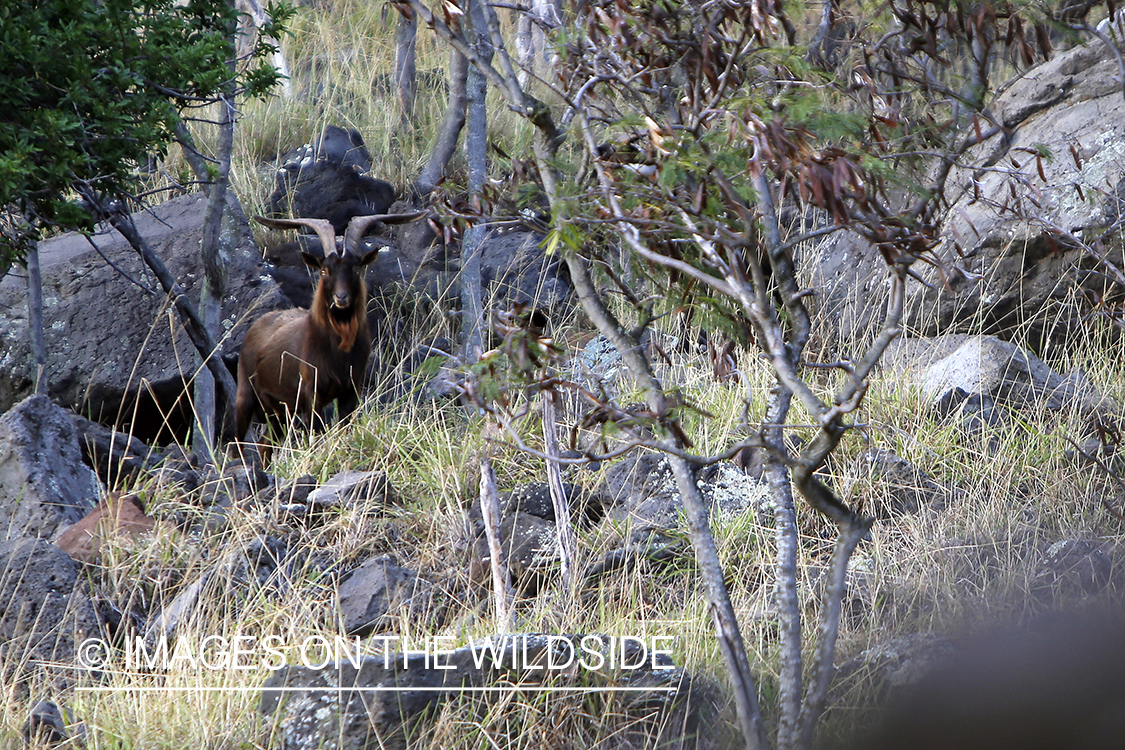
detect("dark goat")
[236,213,412,462]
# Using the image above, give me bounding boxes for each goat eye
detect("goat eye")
[320,268,329,276]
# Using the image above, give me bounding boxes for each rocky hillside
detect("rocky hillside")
[4,4,1125,750]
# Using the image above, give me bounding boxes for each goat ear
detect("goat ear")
[300,251,323,269]
[356,246,380,267]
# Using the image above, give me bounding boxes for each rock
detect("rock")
[145,534,295,642]
[484,481,601,526]
[0,192,288,442]
[835,632,958,708]
[0,537,104,680]
[465,482,601,593]
[265,126,395,234]
[582,528,689,586]
[306,470,395,512]
[0,395,100,541]
[56,493,157,565]
[275,474,319,504]
[272,474,320,520]
[145,572,208,642]
[806,40,1125,347]
[573,334,625,384]
[933,389,1005,437]
[477,228,571,313]
[849,449,951,518]
[70,413,155,486]
[469,510,558,594]
[600,454,770,530]
[884,334,1109,415]
[22,700,82,747]
[147,445,207,495]
[236,534,293,588]
[337,556,438,636]
[260,634,714,750]
[1032,538,1113,598]
[198,459,272,509]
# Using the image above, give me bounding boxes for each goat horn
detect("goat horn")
[253,216,339,257]
[343,211,427,254]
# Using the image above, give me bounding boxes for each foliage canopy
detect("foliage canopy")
[0,0,289,264]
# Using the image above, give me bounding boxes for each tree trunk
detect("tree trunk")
[514,0,561,87]
[24,240,47,396]
[458,0,491,363]
[192,90,235,456]
[480,454,513,631]
[542,390,577,586]
[414,48,468,196]
[393,8,417,134]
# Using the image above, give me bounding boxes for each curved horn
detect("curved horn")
[343,211,428,254]
[253,216,339,257]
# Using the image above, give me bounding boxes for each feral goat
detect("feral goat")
[236,212,417,463]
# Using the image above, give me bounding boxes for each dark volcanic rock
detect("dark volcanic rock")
[0,537,104,679]
[0,192,287,441]
[336,556,438,636]
[70,413,155,486]
[0,395,100,541]
[265,125,395,234]
[261,634,714,750]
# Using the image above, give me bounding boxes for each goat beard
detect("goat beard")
[311,291,364,354]
[328,308,362,353]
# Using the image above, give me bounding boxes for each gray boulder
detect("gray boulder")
[0,395,100,541]
[883,334,1109,415]
[336,556,438,636]
[0,192,288,441]
[600,453,770,530]
[806,40,1125,346]
[261,634,714,750]
[0,537,104,681]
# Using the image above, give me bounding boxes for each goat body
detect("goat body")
[236,215,390,461]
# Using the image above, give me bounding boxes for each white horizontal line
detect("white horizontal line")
[75,686,678,693]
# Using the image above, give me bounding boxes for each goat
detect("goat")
[235,213,415,463]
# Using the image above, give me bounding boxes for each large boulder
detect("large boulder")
[0,537,105,682]
[265,125,395,234]
[806,40,1125,347]
[0,192,288,441]
[261,634,714,750]
[0,395,100,542]
[883,334,1110,415]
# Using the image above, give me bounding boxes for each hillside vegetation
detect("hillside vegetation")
[6,1,1125,749]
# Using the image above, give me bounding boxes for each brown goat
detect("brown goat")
[236,213,407,462]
